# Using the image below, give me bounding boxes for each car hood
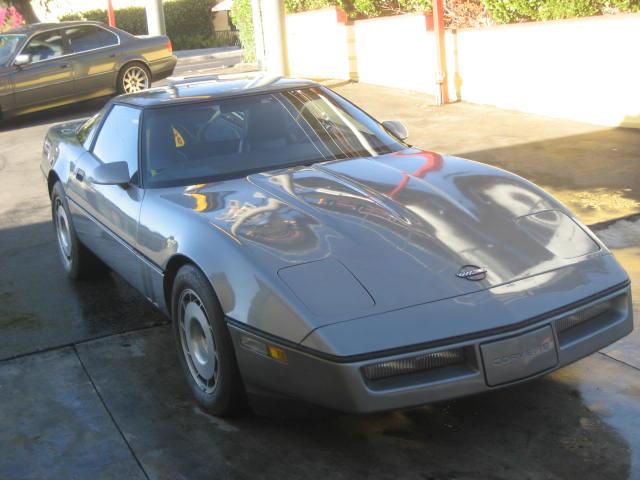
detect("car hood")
[163,148,602,324]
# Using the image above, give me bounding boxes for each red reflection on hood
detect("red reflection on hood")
[387,150,444,198]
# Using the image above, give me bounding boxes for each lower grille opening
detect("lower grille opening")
[362,347,477,390]
[556,293,628,346]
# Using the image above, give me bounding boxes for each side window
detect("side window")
[22,30,64,62]
[93,105,141,181]
[66,26,118,54]
[96,28,119,47]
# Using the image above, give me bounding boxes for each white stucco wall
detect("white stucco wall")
[285,8,640,128]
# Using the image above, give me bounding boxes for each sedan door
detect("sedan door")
[64,25,121,98]
[66,104,149,295]
[11,29,75,111]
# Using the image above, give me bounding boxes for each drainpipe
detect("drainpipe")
[433,0,449,105]
[107,0,116,27]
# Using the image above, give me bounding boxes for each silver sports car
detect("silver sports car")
[42,77,633,416]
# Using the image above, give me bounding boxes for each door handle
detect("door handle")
[109,53,116,58]
[76,169,85,182]
[61,63,71,69]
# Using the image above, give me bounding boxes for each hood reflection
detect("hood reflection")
[164,148,603,312]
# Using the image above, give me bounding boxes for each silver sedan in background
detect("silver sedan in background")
[0,21,176,119]
[41,77,633,416]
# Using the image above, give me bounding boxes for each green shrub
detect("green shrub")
[351,0,430,17]
[61,7,148,33]
[483,0,640,22]
[284,0,344,13]
[284,0,429,18]
[604,0,640,11]
[230,0,255,61]
[60,0,221,50]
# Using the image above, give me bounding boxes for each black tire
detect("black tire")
[172,264,246,416]
[51,181,107,280]
[117,62,151,95]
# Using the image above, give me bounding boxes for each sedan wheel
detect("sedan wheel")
[121,65,149,94]
[179,289,219,394]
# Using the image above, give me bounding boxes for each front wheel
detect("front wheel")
[117,63,151,94]
[172,264,246,416]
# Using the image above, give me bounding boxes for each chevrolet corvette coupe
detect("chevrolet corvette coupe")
[42,77,633,415]
[0,21,176,119]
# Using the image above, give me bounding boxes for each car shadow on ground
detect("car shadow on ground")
[0,221,167,361]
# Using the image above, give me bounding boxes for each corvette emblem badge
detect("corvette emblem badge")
[456,265,487,281]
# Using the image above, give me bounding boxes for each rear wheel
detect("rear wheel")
[51,182,107,280]
[117,62,151,94]
[172,264,246,416]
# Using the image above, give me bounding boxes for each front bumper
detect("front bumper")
[229,284,633,413]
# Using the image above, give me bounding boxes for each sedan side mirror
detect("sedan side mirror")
[382,120,409,141]
[14,53,31,66]
[90,161,131,186]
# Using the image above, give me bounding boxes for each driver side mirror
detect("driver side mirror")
[382,120,409,141]
[14,53,31,66]
[89,161,131,186]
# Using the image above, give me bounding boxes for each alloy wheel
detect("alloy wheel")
[122,66,149,94]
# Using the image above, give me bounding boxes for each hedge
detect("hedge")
[482,0,640,23]
[283,0,430,18]
[229,0,255,61]
[60,0,229,50]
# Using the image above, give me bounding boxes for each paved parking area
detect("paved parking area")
[0,73,639,479]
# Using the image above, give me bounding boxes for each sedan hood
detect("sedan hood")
[164,148,602,326]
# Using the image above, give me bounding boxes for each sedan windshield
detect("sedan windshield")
[0,34,25,66]
[142,87,406,187]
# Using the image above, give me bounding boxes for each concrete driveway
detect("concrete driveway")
[0,75,639,479]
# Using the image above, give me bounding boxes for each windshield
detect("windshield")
[0,34,25,66]
[141,86,406,187]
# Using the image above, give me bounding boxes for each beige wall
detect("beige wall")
[285,8,640,128]
[352,13,436,94]
[213,11,231,31]
[286,7,352,80]
[445,13,640,128]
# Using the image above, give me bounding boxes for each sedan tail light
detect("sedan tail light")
[166,39,173,53]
